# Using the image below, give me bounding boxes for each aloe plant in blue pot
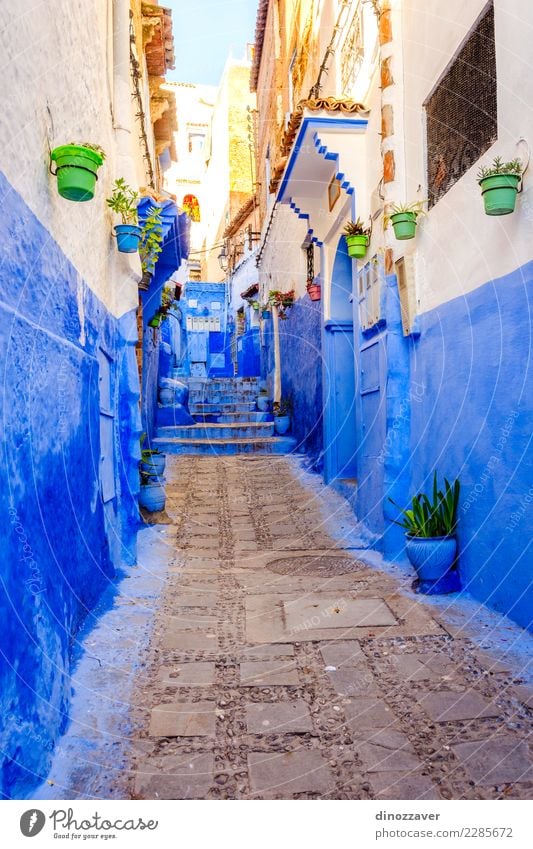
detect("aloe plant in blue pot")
[273,396,292,435]
[390,473,461,594]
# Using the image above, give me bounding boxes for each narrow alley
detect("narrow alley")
[124,453,533,800]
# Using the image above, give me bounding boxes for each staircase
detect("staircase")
[153,377,297,455]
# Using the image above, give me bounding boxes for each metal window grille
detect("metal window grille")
[425,2,497,208]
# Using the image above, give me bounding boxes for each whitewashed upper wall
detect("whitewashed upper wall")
[401,0,533,314]
[0,0,154,317]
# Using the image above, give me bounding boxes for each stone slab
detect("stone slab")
[343,698,398,731]
[356,729,421,773]
[156,662,216,687]
[452,737,533,785]
[245,700,313,734]
[133,753,214,799]
[161,631,218,651]
[163,613,217,629]
[248,750,333,796]
[417,690,500,722]
[388,652,457,681]
[240,660,299,686]
[320,640,365,668]
[326,666,379,697]
[369,771,440,800]
[241,644,295,658]
[149,701,216,737]
[171,593,218,609]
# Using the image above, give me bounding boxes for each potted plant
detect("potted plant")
[261,303,270,318]
[139,469,166,512]
[106,178,142,252]
[478,156,523,215]
[386,201,426,240]
[256,388,270,412]
[343,218,370,258]
[273,396,293,435]
[140,434,166,476]
[268,289,295,319]
[50,142,105,202]
[139,205,164,284]
[390,472,460,592]
[306,278,321,301]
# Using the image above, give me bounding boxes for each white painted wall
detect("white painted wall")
[0,0,159,317]
[401,0,533,313]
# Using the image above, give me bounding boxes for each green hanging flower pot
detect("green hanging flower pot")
[345,234,369,258]
[50,144,105,202]
[390,211,418,240]
[148,314,162,328]
[479,173,521,216]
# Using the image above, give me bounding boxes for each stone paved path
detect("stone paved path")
[128,455,533,800]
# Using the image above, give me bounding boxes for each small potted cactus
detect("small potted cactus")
[386,201,426,240]
[478,156,523,216]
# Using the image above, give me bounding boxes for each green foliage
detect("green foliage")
[106,178,139,225]
[268,289,295,319]
[273,396,293,417]
[139,205,164,273]
[343,218,370,237]
[140,432,161,462]
[71,142,106,160]
[478,156,523,180]
[389,472,460,538]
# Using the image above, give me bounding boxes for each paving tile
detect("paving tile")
[417,690,500,722]
[369,771,441,800]
[283,595,397,633]
[245,700,313,734]
[452,737,533,785]
[511,685,533,710]
[326,666,379,697]
[343,698,398,731]
[388,652,457,681]
[171,593,218,609]
[134,753,214,799]
[148,701,216,737]
[248,750,333,796]
[156,662,216,687]
[320,640,365,668]
[241,644,295,658]
[163,612,217,629]
[356,729,421,773]
[240,660,299,686]
[161,631,218,651]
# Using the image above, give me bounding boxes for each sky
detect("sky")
[167,0,259,86]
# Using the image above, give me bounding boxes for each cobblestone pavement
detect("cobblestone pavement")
[127,455,533,800]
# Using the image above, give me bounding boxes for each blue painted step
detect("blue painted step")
[194,411,273,423]
[157,422,275,440]
[189,402,257,413]
[152,436,297,455]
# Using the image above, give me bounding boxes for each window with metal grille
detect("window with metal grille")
[425,2,497,208]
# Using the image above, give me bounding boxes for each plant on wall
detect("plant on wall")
[139,205,164,278]
[385,200,426,240]
[268,289,295,319]
[343,218,371,259]
[50,142,106,202]
[106,178,142,253]
[478,156,523,216]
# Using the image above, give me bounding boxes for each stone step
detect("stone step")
[157,422,275,440]
[152,435,297,456]
[194,411,273,424]
[189,392,260,405]
[189,402,257,413]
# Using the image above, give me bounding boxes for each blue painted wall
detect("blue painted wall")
[0,172,140,798]
[409,263,533,631]
[278,295,323,466]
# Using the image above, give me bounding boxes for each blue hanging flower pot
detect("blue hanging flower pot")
[114,224,142,253]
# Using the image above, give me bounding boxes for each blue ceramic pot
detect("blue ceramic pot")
[141,453,166,476]
[114,224,142,253]
[274,415,290,435]
[257,396,270,412]
[139,480,166,512]
[405,535,457,582]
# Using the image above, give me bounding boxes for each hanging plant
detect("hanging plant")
[139,205,164,278]
[306,278,321,301]
[343,218,370,258]
[50,142,105,202]
[106,178,142,253]
[385,201,426,240]
[478,156,523,216]
[268,289,295,319]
